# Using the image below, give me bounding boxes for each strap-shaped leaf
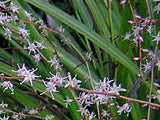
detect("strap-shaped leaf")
[24,0,139,75]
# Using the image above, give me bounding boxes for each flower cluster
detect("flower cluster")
[94,77,126,104]
[0,1,47,64]
[25,40,46,62]
[13,64,40,86]
[117,102,132,116]
[35,19,50,36]
[62,77,128,119]
[48,55,62,70]
[124,15,155,44]
[0,1,19,40]
[0,100,55,120]
[40,72,81,99]
[1,0,154,119]
[0,1,19,25]
[154,0,160,14]
[0,81,14,94]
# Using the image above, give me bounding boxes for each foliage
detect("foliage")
[0,0,160,120]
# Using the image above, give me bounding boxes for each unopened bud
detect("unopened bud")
[133,57,140,61]
[145,77,150,81]
[152,19,159,25]
[154,83,160,88]
[136,73,142,78]
[128,20,135,24]
[119,0,126,6]
[142,56,149,60]
[142,49,150,53]
[151,106,159,110]
[135,15,142,20]
[140,19,145,23]
[141,104,148,108]
[138,36,144,43]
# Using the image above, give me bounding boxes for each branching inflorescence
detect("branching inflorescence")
[0,0,160,120]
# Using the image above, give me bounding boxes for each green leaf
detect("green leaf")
[24,0,139,75]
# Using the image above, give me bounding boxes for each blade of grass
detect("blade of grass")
[24,0,139,75]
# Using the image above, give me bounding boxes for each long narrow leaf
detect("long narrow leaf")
[24,0,139,75]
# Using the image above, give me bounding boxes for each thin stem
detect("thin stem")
[69,42,94,89]
[1,75,160,108]
[145,0,150,16]
[147,43,158,120]
[120,95,160,108]
[46,27,94,89]
[36,49,48,62]
[147,67,154,120]
[108,0,114,43]
[3,108,44,119]
[127,0,143,78]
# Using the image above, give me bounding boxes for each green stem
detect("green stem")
[108,0,114,43]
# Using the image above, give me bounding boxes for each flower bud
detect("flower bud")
[133,57,140,61]
[127,20,135,24]
[141,104,148,108]
[152,19,159,25]
[119,0,126,6]
[142,49,150,53]
[142,56,149,60]
[145,77,150,81]
[136,73,142,78]
[135,15,142,20]
[138,36,144,43]
[154,83,160,88]
[151,106,159,110]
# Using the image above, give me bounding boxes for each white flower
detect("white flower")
[0,2,5,8]
[40,80,58,99]
[85,52,92,61]
[12,64,28,77]
[109,82,126,96]
[0,115,9,120]
[48,55,61,70]
[1,81,14,94]
[117,103,132,115]
[156,59,160,70]
[13,64,40,86]
[45,115,55,120]
[152,31,160,44]
[89,112,96,120]
[64,72,81,88]
[77,92,94,106]
[33,54,41,63]
[95,77,113,92]
[35,19,45,29]
[57,26,65,33]
[26,41,37,55]
[3,27,12,40]
[154,3,160,14]
[64,96,74,108]
[77,106,90,116]
[0,101,8,108]
[124,33,131,40]
[35,41,46,49]
[28,108,38,115]
[0,14,10,24]
[101,109,110,117]
[21,68,40,86]
[9,2,19,13]
[12,114,22,120]
[24,10,35,21]
[47,72,65,85]
[18,27,30,40]
[95,94,109,104]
